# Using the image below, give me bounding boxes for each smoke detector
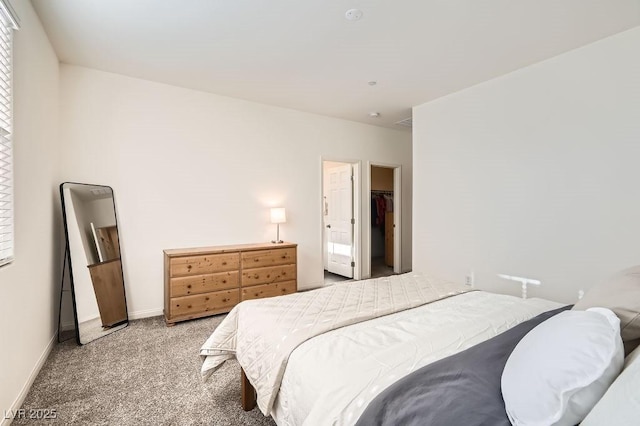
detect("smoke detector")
[368,112,380,118]
[345,9,363,21]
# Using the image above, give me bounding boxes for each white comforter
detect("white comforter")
[271,291,564,426]
[200,273,471,414]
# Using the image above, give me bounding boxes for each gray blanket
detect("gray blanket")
[355,305,570,426]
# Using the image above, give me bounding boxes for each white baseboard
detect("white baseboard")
[128,308,163,320]
[2,332,57,426]
[301,281,324,290]
[61,307,163,330]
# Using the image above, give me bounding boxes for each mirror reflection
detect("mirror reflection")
[60,183,128,344]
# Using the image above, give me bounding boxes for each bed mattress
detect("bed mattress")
[201,272,471,414]
[271,291,563,426]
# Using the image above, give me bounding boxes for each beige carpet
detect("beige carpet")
[16,315,276,425]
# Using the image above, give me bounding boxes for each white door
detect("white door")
[326,164,354,278]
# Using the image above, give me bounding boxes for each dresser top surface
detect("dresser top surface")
[164,242,297,257]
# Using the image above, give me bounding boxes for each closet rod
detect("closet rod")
[371,190,394,195]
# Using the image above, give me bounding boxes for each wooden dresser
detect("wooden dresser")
[163,242,297,325]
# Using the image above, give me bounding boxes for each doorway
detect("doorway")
[370,165,400,278]
[322,160,359,285]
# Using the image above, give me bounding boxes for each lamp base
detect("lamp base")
[272,223,284,244]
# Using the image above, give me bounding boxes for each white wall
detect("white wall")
[0,1,60,422]
[59,65,412,317]
[413,27,640,303]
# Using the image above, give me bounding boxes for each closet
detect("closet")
[371,190,394,267]
[371,165,395,273]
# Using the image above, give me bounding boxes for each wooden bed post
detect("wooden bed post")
[241,368,257,411]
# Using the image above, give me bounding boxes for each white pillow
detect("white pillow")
[581,344,640,425]
[501,308,624,426]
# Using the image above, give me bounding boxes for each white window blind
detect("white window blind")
[0,0,18,267]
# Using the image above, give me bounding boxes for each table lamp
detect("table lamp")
[270,207,286,244]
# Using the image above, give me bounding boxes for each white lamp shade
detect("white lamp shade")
[270,208,286,224]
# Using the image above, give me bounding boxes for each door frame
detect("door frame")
[365,162,402,277]
[320,157,361,282]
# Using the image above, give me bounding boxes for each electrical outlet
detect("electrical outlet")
[578,289,585,300]
[465,270,474,287]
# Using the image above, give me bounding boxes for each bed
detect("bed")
[200,270,640,425]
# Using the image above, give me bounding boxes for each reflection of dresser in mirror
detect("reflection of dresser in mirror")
[88,224,126,327]
[88,259,127,327]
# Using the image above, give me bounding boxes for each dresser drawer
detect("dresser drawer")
[164,242,297,325]
[170,253,239,277]
[170,289,239,317]
[170,271,238,297]
[241,264,296,287]
[241,248,296,269]
[241,280,296,301]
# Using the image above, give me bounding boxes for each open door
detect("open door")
[368,163,402,278]
[326,163,354,278]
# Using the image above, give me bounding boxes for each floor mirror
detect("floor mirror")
[60,182,128,344]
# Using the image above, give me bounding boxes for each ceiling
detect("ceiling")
[31,0,640,130]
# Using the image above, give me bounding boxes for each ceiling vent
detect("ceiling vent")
[395,117,413,128]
